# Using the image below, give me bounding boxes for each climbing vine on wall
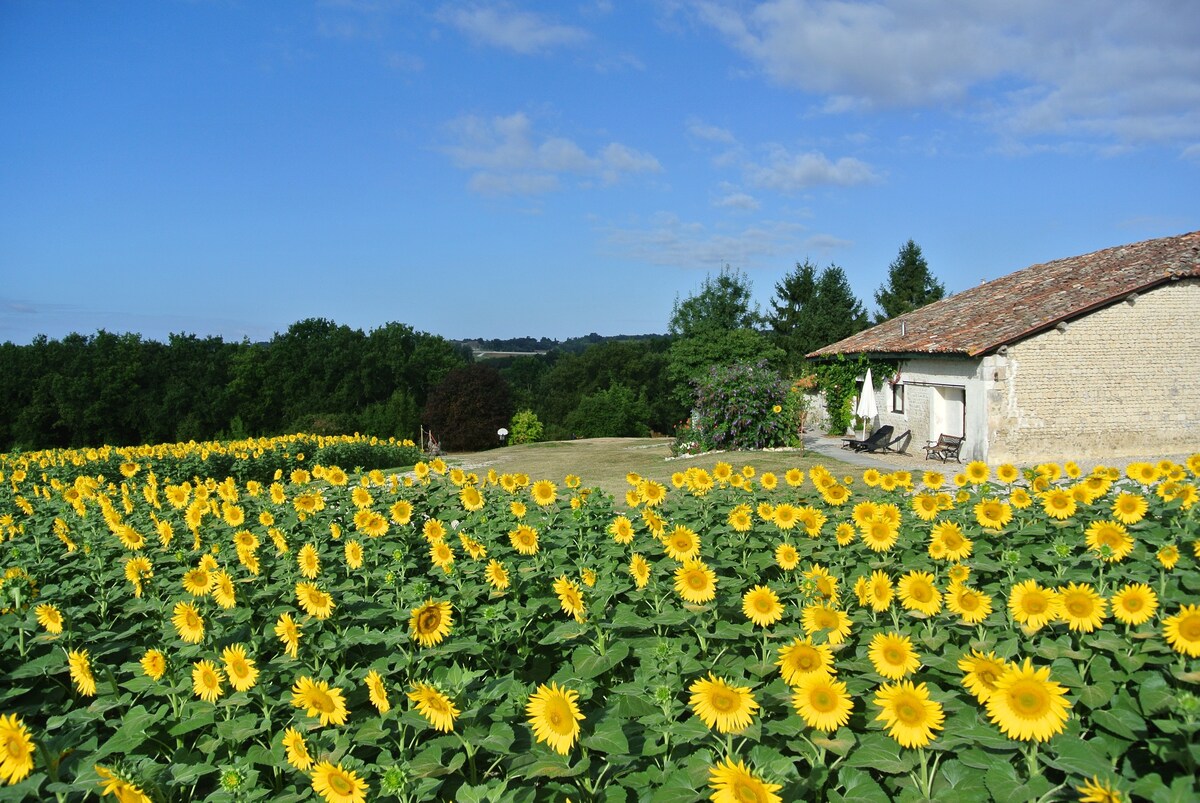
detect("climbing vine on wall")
[808,353,899,434]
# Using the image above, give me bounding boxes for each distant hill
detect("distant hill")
[458,332,668,358]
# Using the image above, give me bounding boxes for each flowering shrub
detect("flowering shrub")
[691,361,790,451]
[1,441,1199,801]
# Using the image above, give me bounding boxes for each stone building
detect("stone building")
[808,230,1200,465]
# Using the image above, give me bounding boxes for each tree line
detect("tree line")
[0,241,944,452]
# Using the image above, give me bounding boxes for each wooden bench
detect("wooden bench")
[923,434,964,463]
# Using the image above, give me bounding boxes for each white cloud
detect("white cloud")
[686,118,737,144]
[714,192,759,210]
[803,233,853,252]
[744,146,879,191]
[439,4,588,55]
[604,213,805,268]
[1182,143,1200,163]
[443,112,661,195]
[690,0,1200,146]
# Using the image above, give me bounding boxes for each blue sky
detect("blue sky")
[2,1,1197,345]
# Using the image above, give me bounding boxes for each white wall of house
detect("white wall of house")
[986,278,1200,465]
[871,357,988,462]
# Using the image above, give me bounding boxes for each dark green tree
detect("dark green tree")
[422,364,513,451]
[667,267,782,405]
[873,239,945,323]
[669,266,761,337]
[767,262,869,365]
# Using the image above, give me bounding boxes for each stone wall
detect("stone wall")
[987,278,1200,464]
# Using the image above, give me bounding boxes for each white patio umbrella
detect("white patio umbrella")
[855,367,878,440]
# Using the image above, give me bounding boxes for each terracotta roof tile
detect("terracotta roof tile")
[808,230,1200,358]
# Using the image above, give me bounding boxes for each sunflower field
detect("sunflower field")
[1,439,1199,803]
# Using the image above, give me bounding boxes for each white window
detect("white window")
[891,383,905,414]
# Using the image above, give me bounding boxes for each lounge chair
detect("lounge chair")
[869,429,911,454]
[842,425,894,453]
[923,433,964,463]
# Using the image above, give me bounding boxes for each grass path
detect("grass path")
[438,436,856,502]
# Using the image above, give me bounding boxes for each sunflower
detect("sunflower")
[964,460,989,484]
[1057,582,1106,632]
[390,500,413,525]
[772,503,799,530]
[553,576,587,622]
[526,682,585,754]
[364,669,390,714]
[821,483,851,505]
[742,585,784,628]
[1163,604,1200,657]
[946,584,993,625]
[293,544,321,580]
[800,604,852,645]
[776,637,834,685]
[429,540,455,573]
[221,645,258,692]
[295,582,336,620]
[985,659,1071,742]
[311,761,368,803]
[796,506,827,538]
[509,525,540,556]
[275,612,301,659]
[974,498,1013,530]
[957,649,1012,703]
[1157,544,1180,570]
[409,599,453,647]
[1076,775,1125,803]
[1109,583,1158,626]
[291,676,349,727]
[140,648,166,681]
[609,515,635,544]
[835,522,856,546]
[911,493,942,521]
[1040,488,1077,520]
[629,553,650,589]
[873,680,944,748]
[181,567,213,597]
[726,504,753,532]
[862,570,893,612]
[192,659,225,702]
[759,472,778,491]
[868,632,921,680]
[94,765,152,802]
[338,540,363,571]
[282,727,314,771]
[929,521,972,561]
[485,559,510,591]
[851,501,878,528]
[663,525,701,561]
[354,510,388,538]
[897,571,942,616]
[688,674,759,733]
[211,570,236,609]
[861,519,900,552]
[408,682,459,732]
[422,519,446,542]
[458,485,485,512]
[0,713,35,785]
[34,603,63,634]
[1111,491,1148,525]
[674,560,718,604]
[530,479,557,507]
[791,673,853,732]
[172,601,206,644]
[706,757,782,803]
[1084,520,1135,563]
[1008,579,1061,632]
[638,479,667,506]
